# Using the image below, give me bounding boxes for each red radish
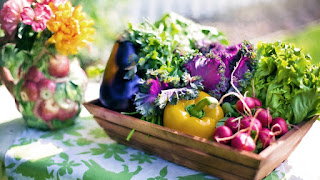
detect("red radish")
[240,117,262,132]
[255,108,272,127]
[259,128,275,149]
[213,126,233,145]
[271,117,288,137]
[235,97,255,112]
[231,132,256,151]
[38,79,56,100]
[252,97,262,107]
[224,117,240,133]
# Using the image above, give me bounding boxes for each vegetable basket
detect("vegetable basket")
[84,99,318,180]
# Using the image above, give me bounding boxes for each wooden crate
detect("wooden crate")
[84,99,317,180]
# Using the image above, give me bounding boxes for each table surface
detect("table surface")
[1,82,320,180]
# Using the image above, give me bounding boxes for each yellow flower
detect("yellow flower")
[46,1,95,55]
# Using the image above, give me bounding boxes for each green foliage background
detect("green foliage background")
[284,23,320,65]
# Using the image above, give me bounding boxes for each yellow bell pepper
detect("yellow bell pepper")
[163,91,224,139]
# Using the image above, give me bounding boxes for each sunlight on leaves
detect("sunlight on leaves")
[9,141,62,161]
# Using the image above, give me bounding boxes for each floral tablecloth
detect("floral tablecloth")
[4,115,287,180]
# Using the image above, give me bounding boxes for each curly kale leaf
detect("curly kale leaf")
[134,71,202,123]
[156,88,199,109]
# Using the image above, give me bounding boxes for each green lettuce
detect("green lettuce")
[247,41,320,124]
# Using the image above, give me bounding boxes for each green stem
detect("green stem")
[186,97,218,119]
[33,46,48,65]
[126,129,135,141]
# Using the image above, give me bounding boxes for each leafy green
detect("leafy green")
[292,91,320,124]
[15,23,38,52]
[0,45,25,79]
[247,41,320,124]
[0,46,5,67]
[153,13,228,51]
[124,12,227,79]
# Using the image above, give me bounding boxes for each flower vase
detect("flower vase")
[11,55,87,130]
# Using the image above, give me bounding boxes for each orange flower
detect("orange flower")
[46,1,95,55]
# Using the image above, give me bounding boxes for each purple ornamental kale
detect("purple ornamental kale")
[185,41,256,100]
[229,42,256,93]
[184,55,229,99]
[134,77,168,117]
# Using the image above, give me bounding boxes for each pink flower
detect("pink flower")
[20,4,53,32]
[0,0,31,36]
[42,0,67,7]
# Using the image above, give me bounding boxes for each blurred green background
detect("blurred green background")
[284,23,320,64]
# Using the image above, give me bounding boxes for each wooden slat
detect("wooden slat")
[84,100,262,168]
[104,127,250,180]
[253,116,317,180]
[95,117,258,179]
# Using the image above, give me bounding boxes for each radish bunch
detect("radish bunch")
[213,97,289,152]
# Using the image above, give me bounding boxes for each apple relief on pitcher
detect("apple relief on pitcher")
[16,55,87,130]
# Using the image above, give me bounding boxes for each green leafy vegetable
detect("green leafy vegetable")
[124,12,227,79]
[292,91,320,124]
[247,41,320,124]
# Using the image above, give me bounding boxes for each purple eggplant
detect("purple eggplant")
[99,41,141,111]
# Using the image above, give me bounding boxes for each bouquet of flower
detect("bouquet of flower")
[0,0,95,130]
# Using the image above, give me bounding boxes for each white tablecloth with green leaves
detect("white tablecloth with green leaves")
[4,115,289,180]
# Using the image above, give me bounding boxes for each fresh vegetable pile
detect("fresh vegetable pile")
[99,13,320,153]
